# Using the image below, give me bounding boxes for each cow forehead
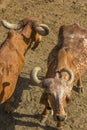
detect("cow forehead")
[53,87,67,101]
[56,83,68,98]
[47,79,68,98]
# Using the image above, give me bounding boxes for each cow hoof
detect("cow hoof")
[74,86,84,94]
[57,127,64,130]
[78,87,84,94]
[39,115,48,124]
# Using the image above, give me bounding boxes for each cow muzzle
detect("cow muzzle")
[54,114,67,121]
[56,115,67,121]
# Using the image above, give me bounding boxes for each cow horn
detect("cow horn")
[0,20,23,30]
[35,24,50,36]
[30,67,42,84]
[59,68,74,85]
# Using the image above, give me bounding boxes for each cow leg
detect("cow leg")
[39,92,51,124]
[40,107,49,124]
[77,78,84,93]
[4,97,14,113]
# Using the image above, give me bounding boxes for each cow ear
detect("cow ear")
[55,71,62,79]
[66,94,71,104]
[20,18,29,26]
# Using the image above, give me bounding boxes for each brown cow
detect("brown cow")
[30,23,87,129]
[0,17,49,112]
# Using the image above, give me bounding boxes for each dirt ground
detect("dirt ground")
[0,0,87,130]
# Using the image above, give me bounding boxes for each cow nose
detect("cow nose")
[56,115,66,121]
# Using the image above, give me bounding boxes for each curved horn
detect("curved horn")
[30,67,42,84]
[35,24,50,36]
[58,68,74,85]
[0,20,23,30]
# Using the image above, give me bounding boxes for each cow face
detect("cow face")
[1,18,49,50]
[20,18,50,50]
[42,77,71,122]
[30,67,74,128]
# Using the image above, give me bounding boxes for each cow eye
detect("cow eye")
[47,93,51,96]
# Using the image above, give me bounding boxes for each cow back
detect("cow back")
[58,23,87,74]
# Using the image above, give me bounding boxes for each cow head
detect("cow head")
[30,67,74,129]
[0,18,49,50]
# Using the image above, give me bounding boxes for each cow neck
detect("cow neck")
[21,24,35,50]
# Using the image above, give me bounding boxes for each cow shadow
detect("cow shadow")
[0,111,57,130]
[0,75,56,130]
[0,76,30,129]
[0,74,31,109]
[13,73,44,109]
[12,75,31,109]
[12,112,57,130]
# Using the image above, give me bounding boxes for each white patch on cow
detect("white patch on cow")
[69,34,85,39]
[57,86,66,101]
[83,38,87,47]
[81,35,85,38]
[69,34,74,39]
[70,38,74,42]
[78,34,85,38]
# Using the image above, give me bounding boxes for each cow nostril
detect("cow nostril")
[47,106,51,110]
[56,115,66,121]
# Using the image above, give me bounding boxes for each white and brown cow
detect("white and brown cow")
[30,23,87,130]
